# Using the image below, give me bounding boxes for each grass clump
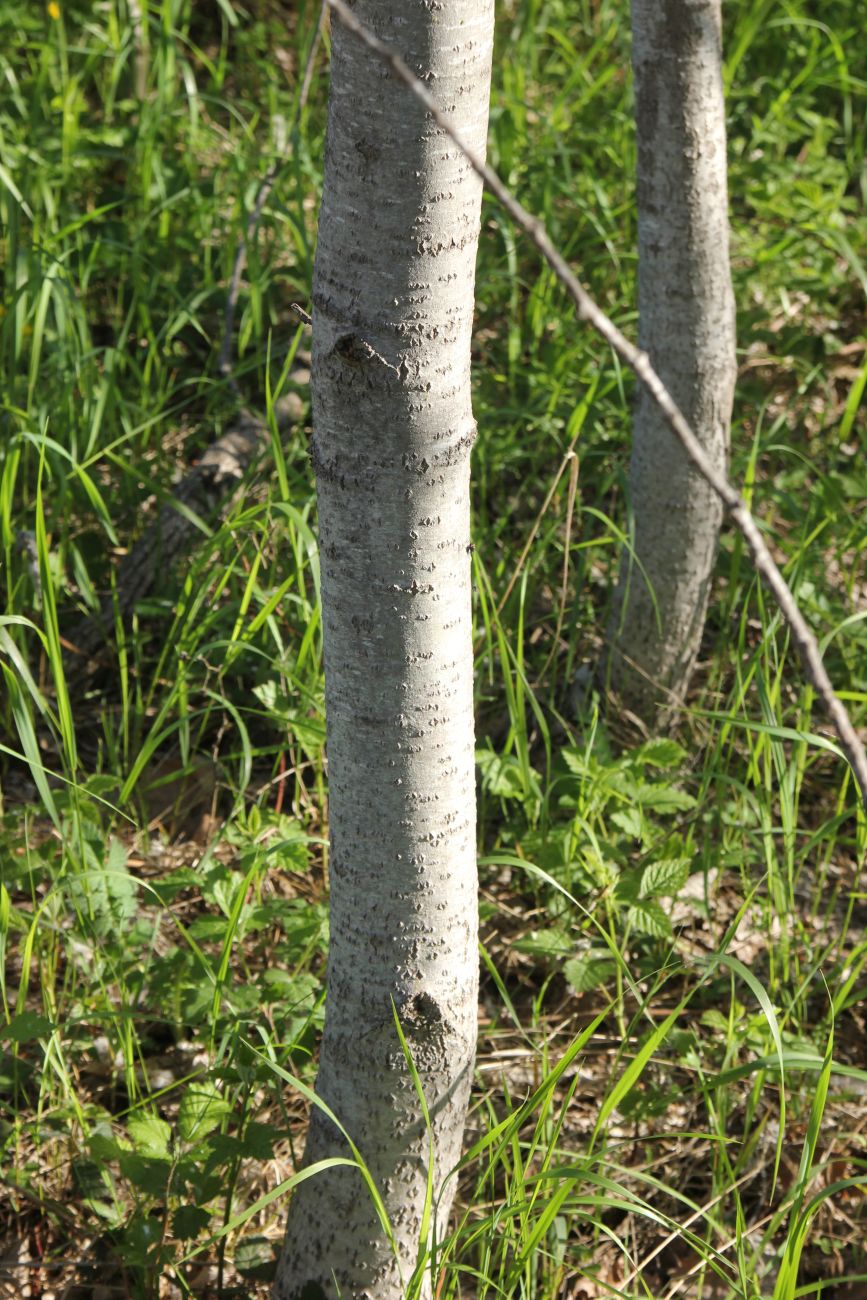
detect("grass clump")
[1,0,867,1296]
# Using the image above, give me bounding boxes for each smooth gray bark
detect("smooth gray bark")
[606,0,736,724]
[273,3,493,1297]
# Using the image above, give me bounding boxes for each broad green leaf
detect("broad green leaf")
[635,739,688,768]
[519,827,572,875]
[513,928,572,958]
[234,1234,277,1279]
[560,746,589,776]
[151,867,200,903]
[72,1156,115,1213]
[89,1130,127,1161]
[627,899,671,939]
[611,806,644,839]
[178,1081,232,1143]
[127,1112,172,1158]
[68,834,138,937]
[615,867,643,904]
[212,871,243,920]
[564,955,616,994]
[239,1121,282,1160]
[640,858,691,898]
[172,1205,211,1240]
[188,916,230,941]
[580,850,619,889]
[476,748,537,800]
[635,783,696,813]
[119,1152,171,1197]
[1,1011,53,1042]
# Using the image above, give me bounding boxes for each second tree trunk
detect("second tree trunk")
[607,0,736,725]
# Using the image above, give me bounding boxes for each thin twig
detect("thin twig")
[326,0,867,811]
[218,1,326,384]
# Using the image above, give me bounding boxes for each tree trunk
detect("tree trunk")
[273,4,493,1298]
[605,0,736,725]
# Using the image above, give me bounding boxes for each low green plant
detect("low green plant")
[1,0,866,1293]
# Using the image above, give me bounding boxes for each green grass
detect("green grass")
[1,0,867,1295]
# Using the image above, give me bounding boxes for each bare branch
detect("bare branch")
[326,0,867,810]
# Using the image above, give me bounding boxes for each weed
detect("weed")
[1,0,866,1295]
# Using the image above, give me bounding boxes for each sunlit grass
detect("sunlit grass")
[0,0,865,1294]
